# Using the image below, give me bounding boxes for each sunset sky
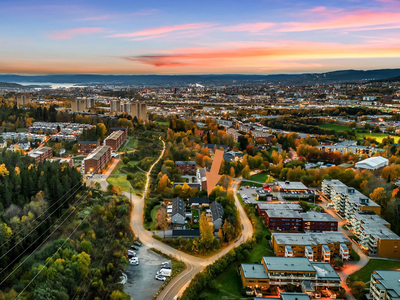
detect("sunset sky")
[1,0,400,74]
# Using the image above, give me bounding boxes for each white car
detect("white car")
[127,250,136,255]
[129,258,139,266]
[155,274,167,281]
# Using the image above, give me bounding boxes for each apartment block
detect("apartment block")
[256,203,303,217]
[110,127,128,139]
[83,146,111,174]
[110,100,121,114]
[317,140,375,157]
[77,141,100,154]
[104,130,125,151]
[175,161,196,175]
[71,99,87,112]
[240,257,341,292]
[264,210,338,232]
[369,270,400,300]
[16,93,32,106]
[321,179,381,219]
[271,232,351,262]
[351,212,400,259]
[28,147,53,163]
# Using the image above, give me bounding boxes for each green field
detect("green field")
[239,181,263,188]
[154,121,169,126]
[319,123,391,143]
[348,259,400,283]
[106,161,132,192]
[319,123,353,132]
[202,218,272,299]
[147,204,160,230]
[120,138,138,151]
[249,172,271,183]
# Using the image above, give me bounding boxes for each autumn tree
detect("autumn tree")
[220,175,231,191]
[370,187,389,211]
[156,206,169,238]
[200,212,214,249]
[158,174,169,193]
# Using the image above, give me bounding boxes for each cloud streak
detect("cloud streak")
[108,22,218,39]
[49,27,104,40]
[280,10,400,32]
[81,9,158,21]
[222,22,274,32]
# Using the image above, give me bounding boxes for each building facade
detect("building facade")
[28,147,53,163]
[175,161,196,175]
[77,141,100,154]
[104,130,125,151]
[83,146,111,174]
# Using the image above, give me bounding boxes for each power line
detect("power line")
[0,189,91,286]
[0,181,82,247]
[0,188,89,278]
[15,208,92,300]
[0,184,83,257]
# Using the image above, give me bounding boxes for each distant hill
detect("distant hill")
[0,69,399,86]
[0,82,24,88]
[372,75,400,83]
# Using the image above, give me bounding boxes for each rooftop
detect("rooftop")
[105,130,124,141]
[257,203,303,211]
[272,232,350,246]
[241,263,269,279]
[372,270,400,298]
[263,257,316,272]
[355,156,389,170]
[84,146,111,161]
[276,181,308,190]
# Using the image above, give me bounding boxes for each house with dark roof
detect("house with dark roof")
[210,201,224,230]
[171,197,186,225]
[175,161,196,175]
[188,197,209,207]
[171,229,200,239]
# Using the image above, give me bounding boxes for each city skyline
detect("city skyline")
[1,0,400,74]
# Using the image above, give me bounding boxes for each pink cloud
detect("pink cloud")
[81,9,158,21]
[49,27,104,40]
[309,6,327,12]
[222,22,274,33]
[281,10,400,32]
[108,22,218,38]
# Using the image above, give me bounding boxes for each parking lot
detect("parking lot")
[124,244,169,300]
[238,186,269,204]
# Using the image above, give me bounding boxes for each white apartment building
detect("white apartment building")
[369,271,400,300]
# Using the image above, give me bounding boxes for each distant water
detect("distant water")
[14,82,88,89]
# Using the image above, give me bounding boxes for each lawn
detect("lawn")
[348,259,400,283]
[106,161,132,192]
[318,123,391,143]
[319,123,353,132]
[147,204,160,230]
[201,217,273,299]
[154,121,169,126]
[249,172,271,183]
[239,181,264,188]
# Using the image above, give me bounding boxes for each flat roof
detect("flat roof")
[272,232,350,246]
[276,181,308,190]
[84,146,111,161]
[262,257,316,272]
[257,203,302,211]
[311,262,341,281]
[280,293,311,300]
[241,263,269,279]
[266,210,302,219]
[372,271,400,297]
[300,212,337,222]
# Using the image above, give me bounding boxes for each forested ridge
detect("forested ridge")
[0,150,133,299]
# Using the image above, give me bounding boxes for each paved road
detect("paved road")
[124,138,254,300]
[90,139,254,300]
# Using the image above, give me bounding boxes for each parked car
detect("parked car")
[157,268,172,277]
[131,246,139,251]
[127,253,136,258]
[133,241,142,247]
[129,258,139,265]
[155,274,167,281]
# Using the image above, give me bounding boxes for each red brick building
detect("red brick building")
[264,210,338,232]
[175,161,196,175]
[256,203,303,218]
[110,127,128,139]
[77,141,100,154]
[28,147,53,163]
[83,146,111,174]
[104,130,125,151]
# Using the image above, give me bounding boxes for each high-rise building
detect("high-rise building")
[110,100,121,114]
[86,98,96,109]
[71,98,86,112]
[121,101,147,121]
[16,93,32,106]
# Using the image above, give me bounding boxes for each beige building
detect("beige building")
[123,102,147,121]
[16,93,32,106]
[110,100,121,114]
[71,99,86,112]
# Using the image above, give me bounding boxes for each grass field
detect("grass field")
[120,138,138,151]
[147,204,160,230]
[106,161,132,192]
[249,172,271,183]
[154,121,169,126]
[202,217,273,298]
[240,181,263,187]
[348,259,400,283]
[319,123,391,143]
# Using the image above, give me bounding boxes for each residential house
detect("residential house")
[171,197,186,225]
[210,201,224,230]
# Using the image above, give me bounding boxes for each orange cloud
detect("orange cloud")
[49,27,104,40]
[222,22,274,32]
[123,41,400,68]
[108,22,218,38]
[281,10,400,32]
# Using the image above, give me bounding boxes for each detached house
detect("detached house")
[171,197,186,225]
[210,201,224,230]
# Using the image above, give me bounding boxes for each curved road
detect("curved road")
[123,138,254,300]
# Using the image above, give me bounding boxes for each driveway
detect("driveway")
[124,246,169,300]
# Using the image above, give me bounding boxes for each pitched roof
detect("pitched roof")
[188,197,209,205]
[172,197,185,217]
[210,201,224,221]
